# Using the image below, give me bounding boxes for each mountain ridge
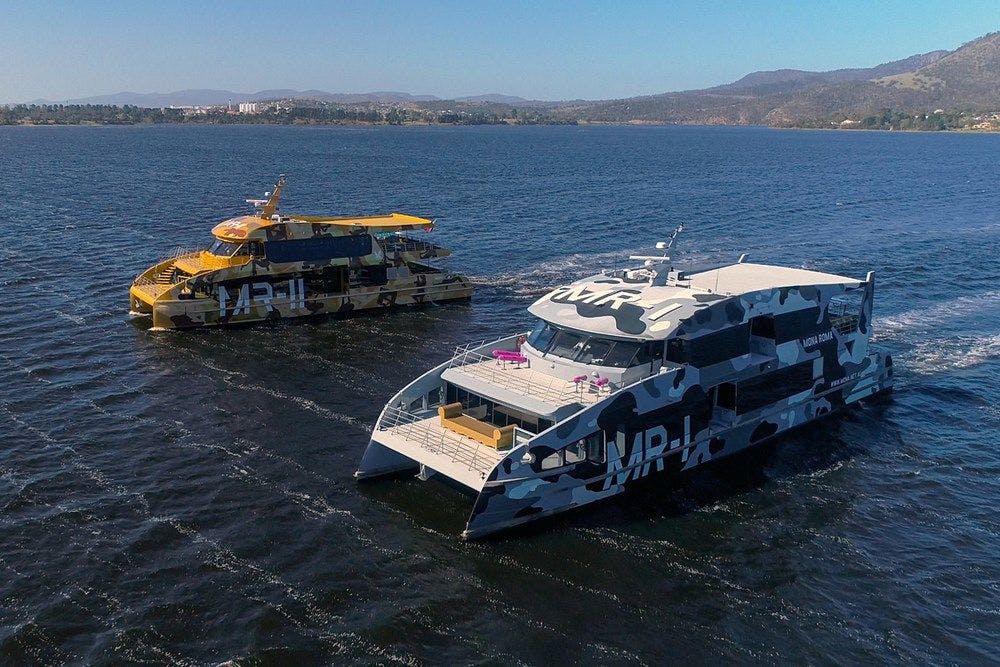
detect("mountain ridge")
[12,30,1000,129]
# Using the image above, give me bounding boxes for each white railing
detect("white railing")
[377,406,504,475]
[828,300,860,334]
[380,236,438,254]
[446,342,611,406]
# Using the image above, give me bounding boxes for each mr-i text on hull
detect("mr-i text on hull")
[129,176,473,329]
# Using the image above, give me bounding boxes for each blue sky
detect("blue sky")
[2,0,998,102]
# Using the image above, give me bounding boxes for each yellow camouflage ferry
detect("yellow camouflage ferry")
[130,177,473,329]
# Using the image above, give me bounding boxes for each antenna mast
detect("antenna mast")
[629,224,684,284]
[246,175,287,219]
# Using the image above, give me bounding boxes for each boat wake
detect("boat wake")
[875,291,1000,375]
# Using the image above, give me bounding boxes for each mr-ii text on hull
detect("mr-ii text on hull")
[129,176,473,329]
[356,238,893,539]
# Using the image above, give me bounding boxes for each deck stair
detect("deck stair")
[154,266,178,285]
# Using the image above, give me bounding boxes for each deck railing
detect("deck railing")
[377,406,503,475]
[828,300,861,334]
[445,339,619,406]
[380,236,438,254]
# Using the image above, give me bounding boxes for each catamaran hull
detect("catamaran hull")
[463,354,892,539]
[131,274,472,330]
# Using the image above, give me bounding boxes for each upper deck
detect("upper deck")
[528,261,863,341]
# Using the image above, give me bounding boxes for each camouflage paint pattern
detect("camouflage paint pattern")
[355,265,893,539]
[130,217,472,329]
[462,276,891,538]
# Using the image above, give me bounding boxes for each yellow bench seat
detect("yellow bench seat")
[438,403,515,449]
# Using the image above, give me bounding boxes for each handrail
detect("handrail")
[379,236,439,254]
[378,406,503,474]
[446,344,610,406]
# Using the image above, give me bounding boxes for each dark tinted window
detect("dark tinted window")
[716,383,737,410]
[665,338,688,364]
[634,342,654,365]
[603,341,641,367]
[686,324,750,367]
[527,320,557,351]
[264,234,373,263]
[736,362,815,413]
[750,315,776,338]
[773,307,823,343]
[548,330,585,358]
[577,338,613,364]
[208,240,246,256]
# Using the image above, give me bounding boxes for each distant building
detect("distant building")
[238,102,260,114]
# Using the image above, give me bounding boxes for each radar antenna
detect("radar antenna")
[246,175,286,219]
[629,224,684,284]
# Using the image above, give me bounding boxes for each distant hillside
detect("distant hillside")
[561,32,1000,126]
[38,89,442,106]
[708,50,948,96]
[13,30,1000,130]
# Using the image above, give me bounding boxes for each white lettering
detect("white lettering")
[233,284,251,315]
[218,285,230,316]
[252,282,274,312]
[594,291,641,310]
[801,330,835,348]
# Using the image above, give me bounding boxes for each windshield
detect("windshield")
[524,319,653,368]
[208,239,248,257]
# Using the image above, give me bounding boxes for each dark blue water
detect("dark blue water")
[1,125,998,664]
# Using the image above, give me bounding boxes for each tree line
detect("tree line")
[0,103,559,126]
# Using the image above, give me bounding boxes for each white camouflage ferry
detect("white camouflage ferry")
[356,238,893,538]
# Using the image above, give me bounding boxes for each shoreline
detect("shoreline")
[3,120,998,134]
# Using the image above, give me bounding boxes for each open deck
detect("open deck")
[372,407,527,490]
[440,347,611,418]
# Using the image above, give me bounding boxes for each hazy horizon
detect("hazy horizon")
[3,0,999,104]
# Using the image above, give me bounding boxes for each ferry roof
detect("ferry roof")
[528,262,863,340]
[211,212,434,240]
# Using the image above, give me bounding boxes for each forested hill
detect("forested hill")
[5,31,999,131]
[555,32,1000,127]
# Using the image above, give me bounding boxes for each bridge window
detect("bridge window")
[527,320,557,351]
[264,234,374,263]
[528,320,650,368]
[577,338,613,364]
[208,240,247,257]
[548,330,585,359]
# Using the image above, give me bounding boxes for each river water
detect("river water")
[0,125,998,664]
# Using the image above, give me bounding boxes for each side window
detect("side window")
[665,338,687,364]
[565,440,587,464]
[716,382,737,410]
[634,342,653,365]
[539,450,564,470]
[585,432,605,463]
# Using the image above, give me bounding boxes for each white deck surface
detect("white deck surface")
[443,359,608,416]
[686,263,861,294]
[374,415,509,490]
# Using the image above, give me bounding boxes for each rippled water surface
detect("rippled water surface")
[1,125,998,664]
